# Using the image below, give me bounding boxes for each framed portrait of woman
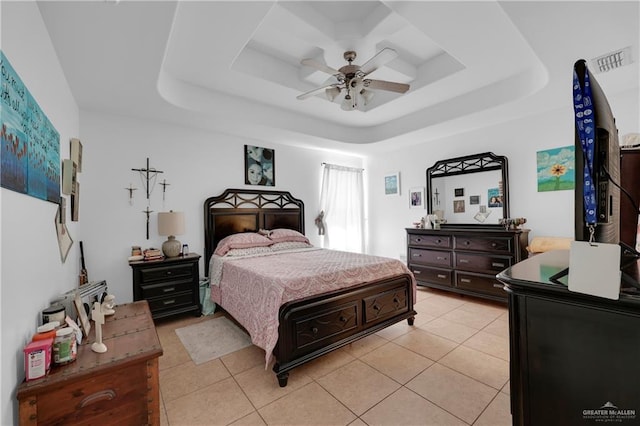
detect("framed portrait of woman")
[244,145,275,186]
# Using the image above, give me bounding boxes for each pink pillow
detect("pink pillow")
[267,228,309,244]
[214,232,272,256]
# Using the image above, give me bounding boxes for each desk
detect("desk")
[17,301,163,425]
[497,251,640,426]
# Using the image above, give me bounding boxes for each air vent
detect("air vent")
[590,47,632,73]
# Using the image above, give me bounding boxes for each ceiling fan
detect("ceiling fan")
[297,48,410,111]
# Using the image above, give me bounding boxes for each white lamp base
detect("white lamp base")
[162,235,182,257]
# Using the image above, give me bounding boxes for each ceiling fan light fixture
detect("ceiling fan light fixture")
[299,48,410,111]
[325,87,341,101]
[360,89,374,105]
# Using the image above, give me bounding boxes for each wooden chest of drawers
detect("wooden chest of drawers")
[17,301,162,425]
[407,227,529,301]
[130,253,201,319]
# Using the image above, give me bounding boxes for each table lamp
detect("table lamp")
[158,211,185,258]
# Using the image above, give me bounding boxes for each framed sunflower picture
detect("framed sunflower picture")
[536,146,575,192]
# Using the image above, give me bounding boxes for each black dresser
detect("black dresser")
[129,253,201,319]
[498,250,640,426]
[406,227,529,301]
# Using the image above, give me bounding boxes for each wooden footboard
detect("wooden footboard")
[272,273,416,387]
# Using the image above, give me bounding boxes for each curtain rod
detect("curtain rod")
[321,162,364,172]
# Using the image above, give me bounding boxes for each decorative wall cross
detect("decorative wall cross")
[131,157,163,199]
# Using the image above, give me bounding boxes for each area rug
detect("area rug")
[175,317,253,365]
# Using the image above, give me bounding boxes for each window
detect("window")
[319,164,364,253]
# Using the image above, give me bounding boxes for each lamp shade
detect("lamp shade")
[158,211,185,236]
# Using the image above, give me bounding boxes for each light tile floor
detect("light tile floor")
[156,287,512,425]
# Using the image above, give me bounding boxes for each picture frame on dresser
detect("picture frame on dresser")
[74,294,91,337]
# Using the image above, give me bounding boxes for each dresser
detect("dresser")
[498,251,640,425]
[406,227,529,301]
[130,253,201,320]
[17,301,162,426]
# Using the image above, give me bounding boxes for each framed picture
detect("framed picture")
[536,145,575,192]
[71,182,80,222]
[384,172,400,196]
[469,195,480,205]
[453,200,465,213]
[409,187,424,209]
[70,138,83,172]
[55,207,73,263]
[488,188,503,207]
[62,159,77,195]
[244,145,275,186]
[454,188,464,197]
[74,294,91,338]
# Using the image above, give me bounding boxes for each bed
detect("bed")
[204,189,416,387]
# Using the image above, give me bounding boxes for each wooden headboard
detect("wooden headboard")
[203,189,305,276]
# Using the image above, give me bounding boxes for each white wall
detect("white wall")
[1,3,80,424]
[79,111,364,305]
[365,88,639,260]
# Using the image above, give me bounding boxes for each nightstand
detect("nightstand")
[17,301,162,425]
[129,253,201,319]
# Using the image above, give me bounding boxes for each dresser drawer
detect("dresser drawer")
[408,233,451,249]
[140,279,193,299]
[35,361,148,425]
[363,286,409,324]
[147,292,195,313]
[409,248,452,267]
[409,265,452,286]
[139,263,193,283]
[454,236,513,253]
[455,252,512,274]
[294,303,359,351]
[456,272,505,298]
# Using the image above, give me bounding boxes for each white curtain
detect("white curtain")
[319,163,364,253]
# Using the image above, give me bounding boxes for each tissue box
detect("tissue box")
[24,338,53,381]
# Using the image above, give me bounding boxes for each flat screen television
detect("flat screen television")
[573,59,621,245]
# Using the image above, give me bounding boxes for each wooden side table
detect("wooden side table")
[17,301,163,426]
[129,253,201,320]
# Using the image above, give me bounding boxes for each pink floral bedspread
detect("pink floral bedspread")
[209,248,415,366]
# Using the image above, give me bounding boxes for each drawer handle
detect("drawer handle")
[415,238,422,242]
[436,239,442,244]
[491,242,497,248]
[163,287,175,293]
[163,299,176,305]
[166,271,172,275]
[492,262,505,268]
[436,256,446,260]
[79,389,116,408]
[459,259,469,264]
[339,316,348,323]
[437,274,446,279]
[393,298,400,304]
[460,278,471,283]
[412,270,421,275]
[464,240,471,245]
[412,253,422,257]
[373,305,380,311]
[311,327,318,335]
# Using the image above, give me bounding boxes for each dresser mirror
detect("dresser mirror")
[426,152,510,226]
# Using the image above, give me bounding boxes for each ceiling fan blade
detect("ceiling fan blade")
[359,48,398,76]
[297,84,342,100]
[300,58,341,76]
[364,79,410,94]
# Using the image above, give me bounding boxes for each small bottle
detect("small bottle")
[182,244,189,256]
